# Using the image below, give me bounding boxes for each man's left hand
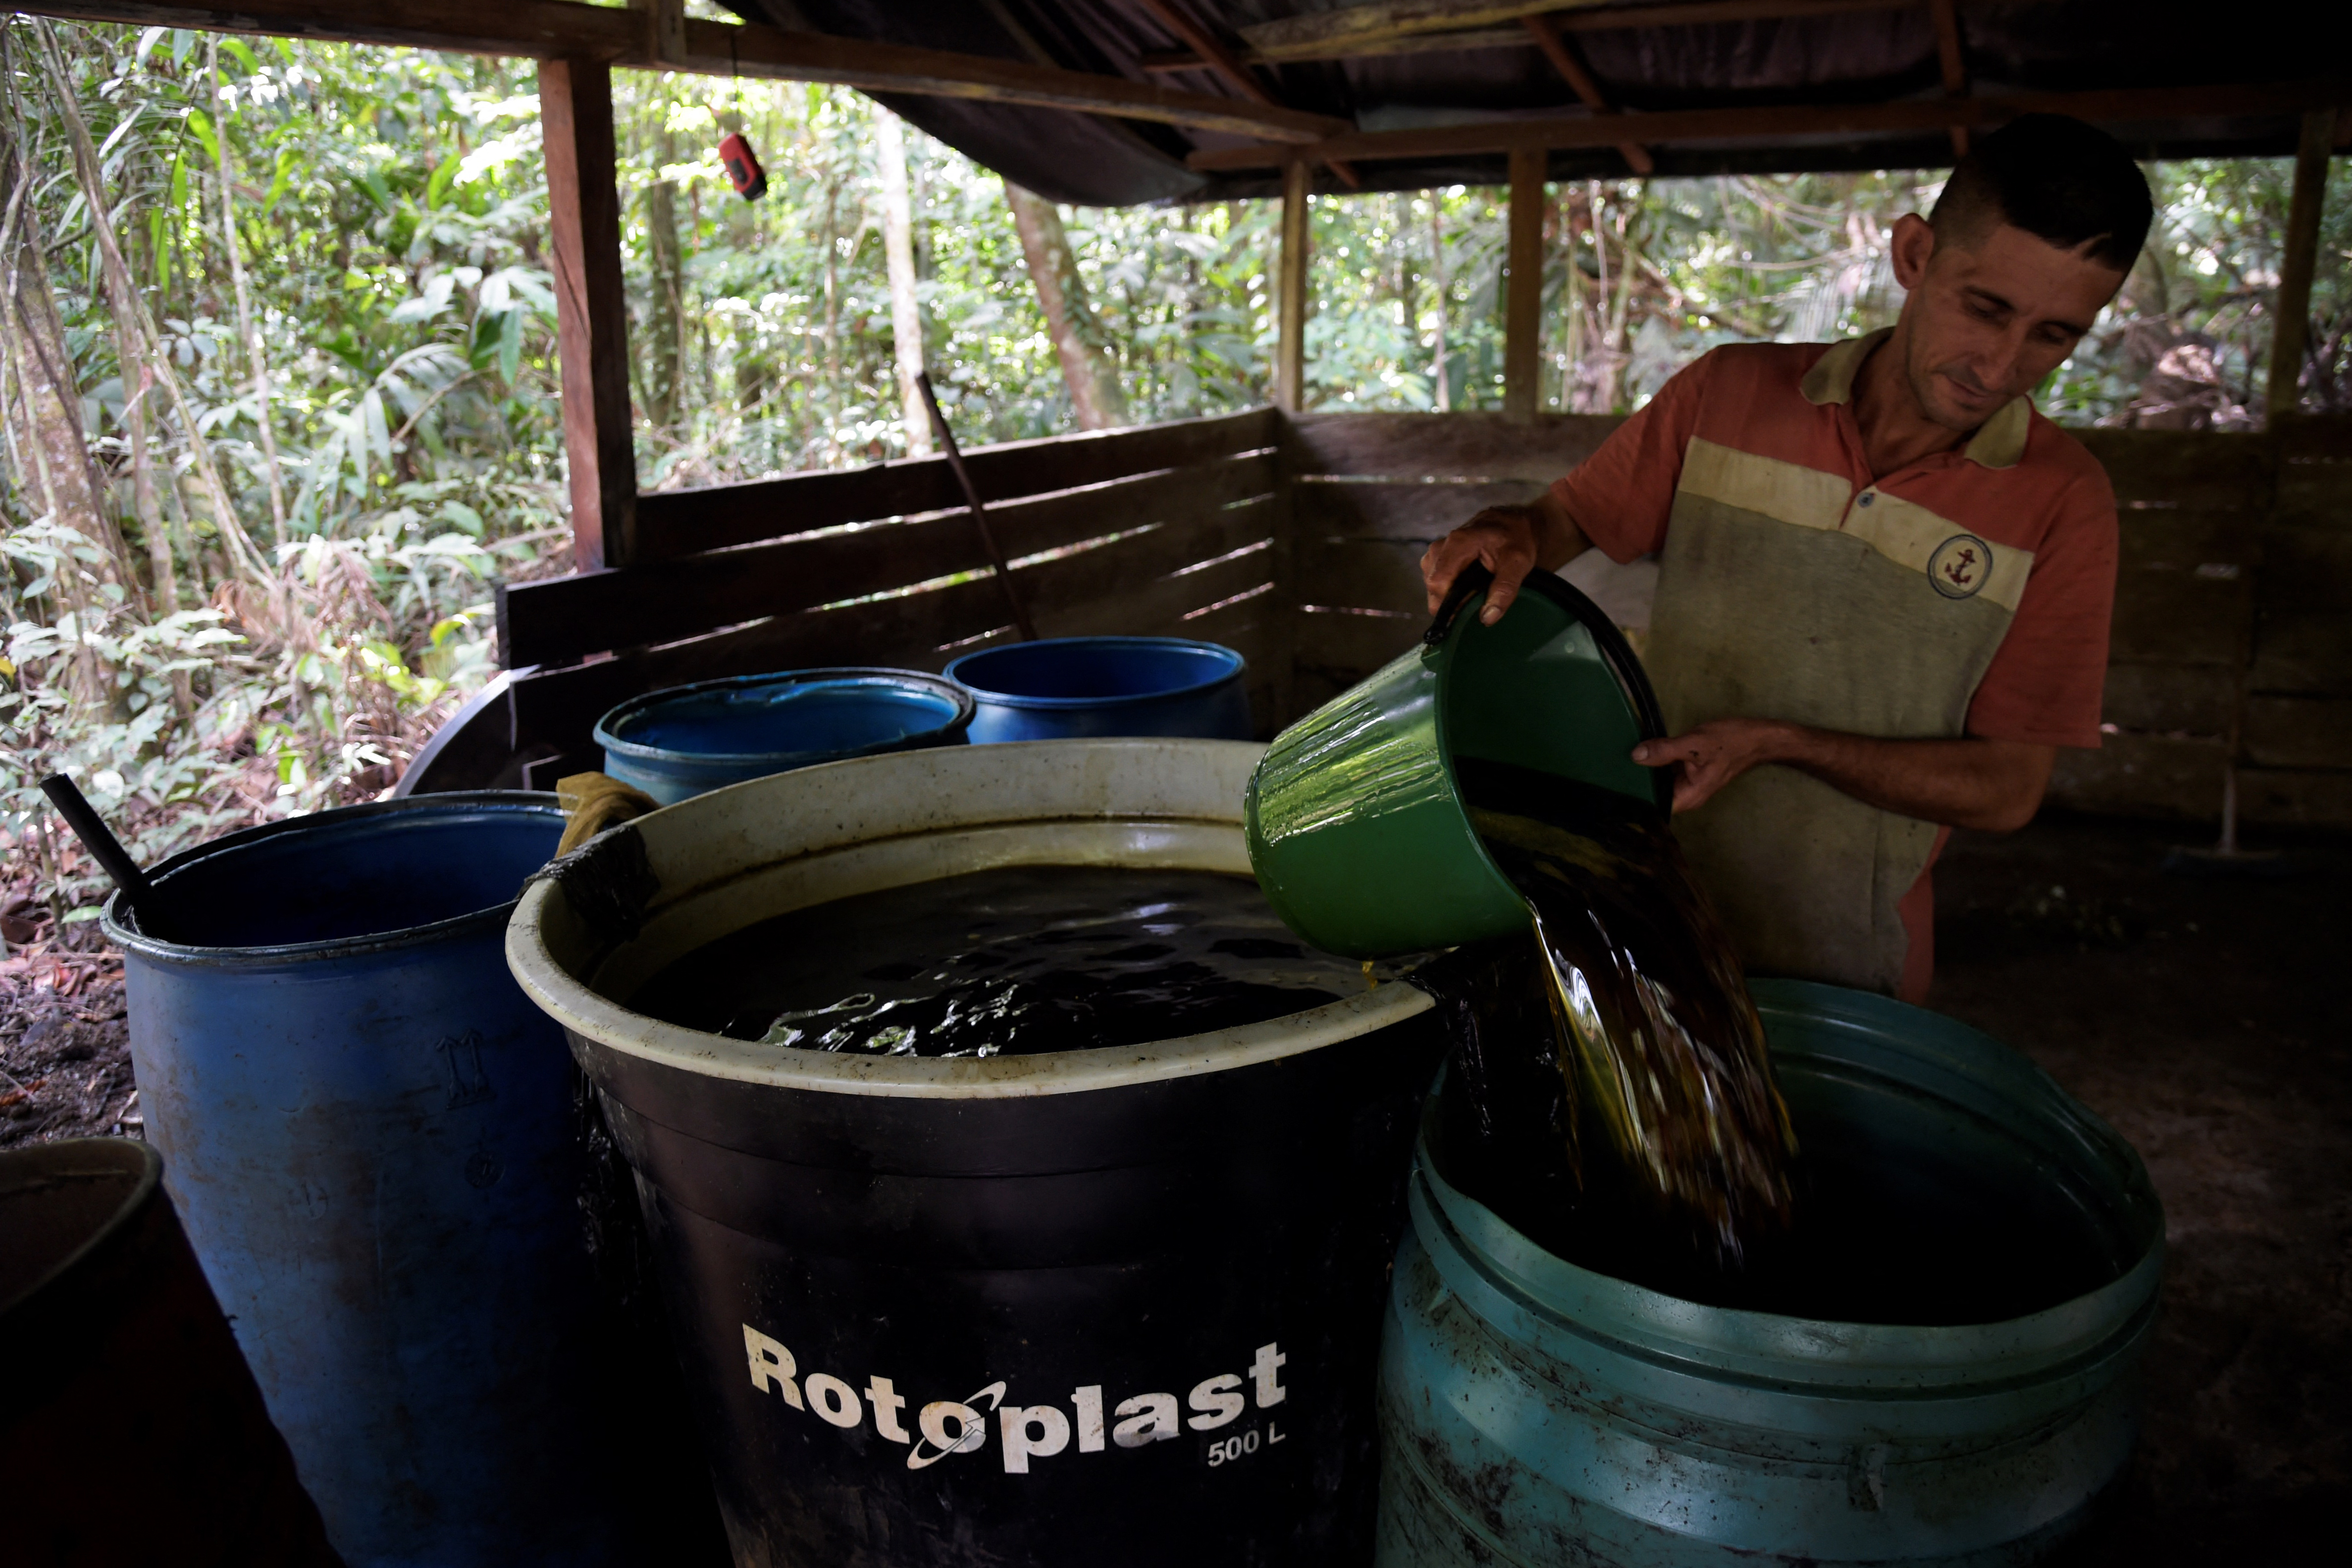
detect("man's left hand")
[1632,720,1792,814]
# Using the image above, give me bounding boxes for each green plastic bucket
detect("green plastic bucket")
[1376,980,2165,1567]
[1245,568,1666,958]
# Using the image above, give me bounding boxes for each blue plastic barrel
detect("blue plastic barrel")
[595,667,976,804]
[103,794,629,1568]
[1377,980,2164,1568]
[944,636,1252,743]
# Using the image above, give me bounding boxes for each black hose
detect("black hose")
[39,773,166,939]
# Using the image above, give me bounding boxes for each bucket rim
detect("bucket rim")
[943,635,1245,711]
[592,666,977,771]
[506,737,1434,1099]
[0,1138,161,1322]
[1411,979,2166,1388]
[1431,569,1673,814]
[102,790,566,968]
[1420,571,1675,927]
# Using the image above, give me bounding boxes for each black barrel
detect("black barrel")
[0,1138,341,1567]
[507,738,1446,1567]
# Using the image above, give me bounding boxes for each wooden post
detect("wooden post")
[1503,146,1546,423]
[1928,0,1969,159]
[630,0,685,67]
[1275,157,1310,413]
[2266,109,2335,426]
[539,57,636,572]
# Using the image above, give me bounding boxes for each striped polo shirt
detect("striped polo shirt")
[1552,331,2119,1000]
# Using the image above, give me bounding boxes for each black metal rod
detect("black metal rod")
[916,371,1038,642]
[39,773,163,935]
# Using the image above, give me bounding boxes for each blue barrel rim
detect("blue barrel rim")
[592,666,978,772]
[944,636,1246,711]
[0,1137,164,1321]
[101,790,566,969]
[1411,978,2166,1393]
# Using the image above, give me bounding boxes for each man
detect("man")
[1420,115,2151,1002]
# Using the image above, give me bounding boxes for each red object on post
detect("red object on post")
[718,132,768,201]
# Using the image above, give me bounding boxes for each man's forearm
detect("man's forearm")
[1765,724,2055,833]
[1531,489,1591,573]
[1633,718,2057,831]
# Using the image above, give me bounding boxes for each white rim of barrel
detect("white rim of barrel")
[506,737,1431,1099]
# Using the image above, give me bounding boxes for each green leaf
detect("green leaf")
[220,38,261,75]
[496,307,523,385]
[261,149,294,216]
[425,152,462,211]
[185,108,218,168]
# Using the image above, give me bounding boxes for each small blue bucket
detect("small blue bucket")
[943,635,1252,744]
[594,667,976,804]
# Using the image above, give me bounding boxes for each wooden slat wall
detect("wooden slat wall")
[476,401,2352,830]
[2237,415,2352,825]
[496,408,1284,771]
[2054,418,2352,827]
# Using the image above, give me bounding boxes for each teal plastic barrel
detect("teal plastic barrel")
[1377,980,2163,1568]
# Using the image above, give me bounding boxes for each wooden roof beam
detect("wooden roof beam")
[1520,12,1652,174]
[1139,0,1941,72]
[1186,77,2352,171]
[1240,1,1574,56]
[1132,0,1362,188]
[8,0,1349,143]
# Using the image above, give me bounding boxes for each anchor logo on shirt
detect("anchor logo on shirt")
[1928,534,1994,600]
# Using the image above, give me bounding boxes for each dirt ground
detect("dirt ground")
[3,812,2343,1562]
[0,940,137,1150]
[1932,813,2350,1565]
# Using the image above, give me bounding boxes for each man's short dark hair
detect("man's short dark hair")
[1929,114,2154,272]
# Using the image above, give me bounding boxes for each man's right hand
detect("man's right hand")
[1418,490,1586,626]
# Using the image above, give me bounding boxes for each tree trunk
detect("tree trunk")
[822,180,841,388]
[1429,199,1450,414]
[1004,181,1128,430]
[208,38,288,544]
[37,22,262,583]
[876,113,931,456]
[643,171,684,430]
[1557,186,1578,412]
[1604,184,1643,412]
[0,279,111,702]
[0,179,136,614]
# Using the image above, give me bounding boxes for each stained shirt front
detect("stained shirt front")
[1551,331,2119,999]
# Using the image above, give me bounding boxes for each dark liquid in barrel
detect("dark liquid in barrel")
[628,865,1367,1057]
[1425,760,2130,1323]
[1421,759,1797,1277]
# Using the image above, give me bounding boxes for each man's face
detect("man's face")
[1888,213,2127,431]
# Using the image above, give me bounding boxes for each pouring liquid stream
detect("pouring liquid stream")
[1422,758,1798,1283]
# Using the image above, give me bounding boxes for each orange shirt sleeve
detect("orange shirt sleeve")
[1964,460,2118,749]
[1548,351,1715,563]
